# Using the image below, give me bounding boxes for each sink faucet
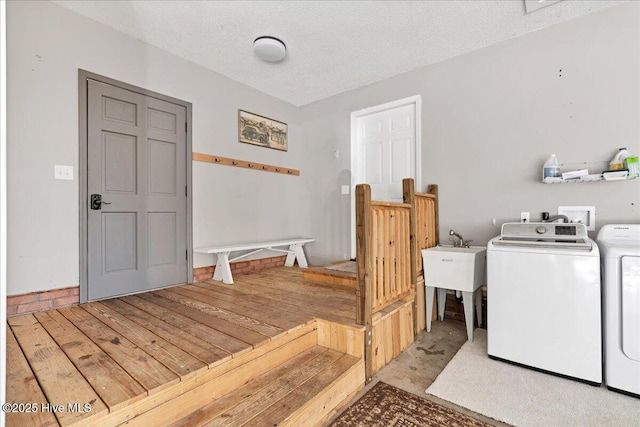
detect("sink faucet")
[449,230,465,247]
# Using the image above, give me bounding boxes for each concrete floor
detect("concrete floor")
[326,319,511,426]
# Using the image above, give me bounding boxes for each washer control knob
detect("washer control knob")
[535,226,547,234]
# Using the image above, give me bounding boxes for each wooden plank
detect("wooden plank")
[117,328,318,427]
[404,179,418,314]
[316,319,364,358]
[285,365,364,427]
[101,298,232,367]
[34,310,146,412]
[152,289,272,347]
[261,354,364,427]
[123,294,250,355]
[373,208,380,308]
[386,208,394,304]
[203,282,354,326]
[204,275,355,325]
[427,184,440,245]
[355,184,374,383]
[205,348,344,427]
[236,270,356,313]
[167,346,327,427]
[58,306,179,395]
[370,201,411,209]
[5,324,59,427]
[184,283,312,329]
[168,286,291,334]
[8,314,108,427]
[192,152,300,176]
[82,302,207,379]
[301,268,357,289]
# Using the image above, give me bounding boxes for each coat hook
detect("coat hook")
[262,166,267,170]
[232,161,238,166]
[248,163,254,168]
[287,170,292,174]
[214,157,221,163]
[275,168,281,172]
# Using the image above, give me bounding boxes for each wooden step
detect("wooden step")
[303,262,357,289]
[169,345,362,426]
[108,320,364,427]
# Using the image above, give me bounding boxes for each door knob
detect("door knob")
[90,194,111,210]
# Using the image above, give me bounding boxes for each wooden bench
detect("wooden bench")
[194,238,315,284]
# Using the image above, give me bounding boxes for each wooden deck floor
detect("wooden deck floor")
[6,267,362,427]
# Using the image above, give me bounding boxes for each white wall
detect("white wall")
[6,1,640,295]
[6,1,310,295]
[301,1,639,262]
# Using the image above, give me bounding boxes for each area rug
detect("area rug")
[330,381,491,427]
[426,329,640,427]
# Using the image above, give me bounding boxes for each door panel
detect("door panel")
[148,212,177,267]
[357,103,416,202]
[391,138,411,184]
[148,139,177,195]
[364,143,383,184]
[103,212,137,273]
[87,80,187,301]
[103,132,137,193]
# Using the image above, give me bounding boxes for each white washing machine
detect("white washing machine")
[487,222,602,385]
[597,224,640,398]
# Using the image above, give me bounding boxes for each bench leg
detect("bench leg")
[213,252,234,284]
[285,244,309,268]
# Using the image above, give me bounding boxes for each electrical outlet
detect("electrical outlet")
[520,212,530,223]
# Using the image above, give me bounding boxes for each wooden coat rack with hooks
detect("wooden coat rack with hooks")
[192,152,300,176]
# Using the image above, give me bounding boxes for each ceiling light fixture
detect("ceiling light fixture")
[253,36,286,62]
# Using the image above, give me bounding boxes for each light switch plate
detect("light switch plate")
[558,206,596,231]
[54,165,74,180]
[341,185,350,195]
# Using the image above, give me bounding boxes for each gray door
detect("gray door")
[87,79,188,300]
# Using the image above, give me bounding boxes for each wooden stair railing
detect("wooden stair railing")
[356,178,440,382]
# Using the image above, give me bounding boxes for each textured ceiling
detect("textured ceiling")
[52,0,625,106]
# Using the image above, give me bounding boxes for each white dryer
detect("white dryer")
[597,224,640,398]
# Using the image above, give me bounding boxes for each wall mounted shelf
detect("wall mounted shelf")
[193,152,300,176]
[543,175,637,184]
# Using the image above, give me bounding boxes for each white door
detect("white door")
[350,96,421,257]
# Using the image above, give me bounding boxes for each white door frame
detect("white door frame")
[350,95,422,259]
[78,70,193,303]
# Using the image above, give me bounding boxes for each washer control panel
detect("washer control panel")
[501,222,588,239]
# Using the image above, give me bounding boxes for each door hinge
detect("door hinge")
[186,250,188,260]
[185,185,187,197]
[185,122,188,132]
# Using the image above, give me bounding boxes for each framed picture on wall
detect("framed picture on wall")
[238,110,288,151]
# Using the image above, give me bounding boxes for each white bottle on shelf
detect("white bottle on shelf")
[609,148,630,170]
[543,154,560,180]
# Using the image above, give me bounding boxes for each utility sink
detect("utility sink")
[421,245,487,341]
[422,245,486,292]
